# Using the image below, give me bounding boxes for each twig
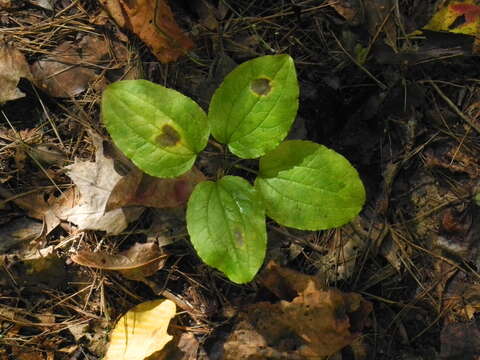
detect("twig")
[331,31,387,90]
[429,79,480,134]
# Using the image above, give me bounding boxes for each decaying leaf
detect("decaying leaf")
[28,0,56,10]
[328,0,362,24]
[10,188,78,235]
[104,299,176,360]
[98,0,194,63]
[31,35,130,97]
[422,0,480,36]
[0,43,33,104]
[1,246,66,289]
[63,134,143,234]
[71,242,167,280]
[0,217,43,254]
[0,0,12,8]
[222,261,372,358]
[440,322,480,359]
[106,167,205,211]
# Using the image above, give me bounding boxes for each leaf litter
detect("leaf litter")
[0,42,33,104]
[2,0,480,358]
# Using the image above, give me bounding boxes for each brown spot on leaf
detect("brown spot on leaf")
[234,229,244,247]
[250,78,272,96]
[156,124,180,147]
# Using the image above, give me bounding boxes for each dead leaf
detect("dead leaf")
[71,242,167,280]
[0,42,33,104]
[223,261,373,358]
[156,332,202,360]
[104,299,176,360]
[0,217,43,254]
[106,167,205,211]
[328,0,362,24]
[29,0,56,10]
[63,134,144,235]
[6,188,78,235]
[99,0,194,63]
[440,322,480,359]
[423,0,480,35]
[1,246,66,289]
[190,0,219,30]
[31,35,130,97]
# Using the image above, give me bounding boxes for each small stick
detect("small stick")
[429,79,480,134]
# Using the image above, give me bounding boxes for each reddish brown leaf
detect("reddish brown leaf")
[99,0,194,63]
[223,261,373,358]
[106,167,206,211]
[451,3,480,24]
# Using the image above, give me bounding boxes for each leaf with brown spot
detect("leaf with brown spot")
[71,242,167,281]
[99,0,194,63]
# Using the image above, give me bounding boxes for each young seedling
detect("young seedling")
[101,54,366,284]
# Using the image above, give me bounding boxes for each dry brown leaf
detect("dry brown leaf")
[29,0,55,10]
[106,167,205,211]
[223,261,373,359]
[71,242,166,280]
[0,43,33,104]
[11,188,78,234]
[99,0,194,63]
[0,217,43,254]
[328,0,362,24]
[440,322,480,359]
[0,0,12,8]
[31,35,129,97]
[63,134,143,234]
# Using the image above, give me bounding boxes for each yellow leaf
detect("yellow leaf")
[104,299,176,360]
[422,0,480,36]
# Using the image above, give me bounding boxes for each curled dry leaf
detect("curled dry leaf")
[0,42,33,104]
[104,299,176,360]
[99,0,194,63]
[106,166,206,211]
[71,242,167,280]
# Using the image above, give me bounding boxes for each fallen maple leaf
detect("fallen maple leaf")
[0,43,33,104]
[71,242,167,281]
[63,134,143,234]
[98,0,193,63]
[104,299,176,360]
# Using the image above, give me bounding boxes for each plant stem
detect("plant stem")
[233,164,258,175]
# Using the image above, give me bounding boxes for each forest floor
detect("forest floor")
[1,1,480,359]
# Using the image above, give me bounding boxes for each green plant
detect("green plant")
[101,54,366,284]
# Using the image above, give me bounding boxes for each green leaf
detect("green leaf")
[255,140,366,230]
[102,80,210,178]
[186,176,267,283]
[208,54,299,159]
